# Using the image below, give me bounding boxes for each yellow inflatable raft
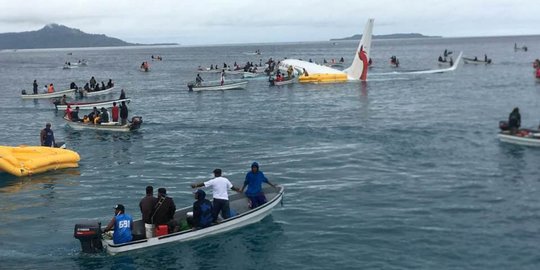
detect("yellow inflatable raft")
[299,73,348,83]
[0,146,80,177]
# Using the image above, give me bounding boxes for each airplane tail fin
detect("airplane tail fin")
[344,18,374,81]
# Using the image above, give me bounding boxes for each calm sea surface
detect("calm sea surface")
[2,35,540,269]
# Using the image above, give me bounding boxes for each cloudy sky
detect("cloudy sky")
[1,0,539,45]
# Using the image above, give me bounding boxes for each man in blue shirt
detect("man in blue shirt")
[241,162,277,209]
[40,123,55,147]
[104,204,133,244]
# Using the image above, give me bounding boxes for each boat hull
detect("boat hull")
[100,186,284,255]
[189,81,248,91]
[84,87,117,97]
[498,132,540,146]
[21,89,77,99]
[56,98,131,110]
[65,116,142,132]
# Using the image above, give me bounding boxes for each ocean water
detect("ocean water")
[1,35,540,269]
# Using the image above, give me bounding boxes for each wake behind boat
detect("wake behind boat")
[55,98,131,110]
[74,186,284,255]
[187,80,248,91]
[64,116,143,132]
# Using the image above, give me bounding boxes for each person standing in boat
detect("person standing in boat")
[40,123,55,147]
[195,74,204,86]
[33,80,38,94]
[71,106,80,122]
[241,162,277,209]
[89,76,96,89]
[111,102,119,122]
[64,105,73,120]
[151,188,177,233]
[104,204,133,244]
[119,89,126,99]
[508,107,521,133]
[120,101,129,125]
[139,186,158,238]
[48,83,55,93]
[220,69,225,86]
[99,107,109,123]
[191,189,213,229]
[191,169,242,223]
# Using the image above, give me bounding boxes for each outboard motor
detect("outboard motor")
[130,116,143,130]
[187,82,194,91]
[499,121,509,131]
[74,222,103,253]
[21,89,27,95]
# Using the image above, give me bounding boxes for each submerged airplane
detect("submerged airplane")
[279,18,462,83]
[279,18,374,83]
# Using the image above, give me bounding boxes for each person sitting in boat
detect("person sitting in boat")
[99,107,109,124]
[241,162,278,209]
[474,56,478,61]
[82,115,90,123]
[88,107,100,123]
[90,76,96,88]
[83,82,91,92]
[48,83,55,93]
[340,57,344,63]
[40,123,55,147]
[101,81,106,90]
[69,82,78,90]
[94,83,101,92]
[302,68,309,77]
[190,189,213,229]
[287,66,294,79]
[152,188,177,234]
[438,56,444,62]
[64,105,73,120]
[323,59,327,64]
[449,57,454,66]
[71,107,80,122]
[42,85,48,93]
[107,79,114,89]
[195,74,204,86]
[104,204,133,245]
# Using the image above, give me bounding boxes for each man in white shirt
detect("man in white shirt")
[191,168,241,223]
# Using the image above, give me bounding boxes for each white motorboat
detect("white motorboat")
[64,116,142,132]
[21,88,77,99]
[242,72,261,78]
[188,80,248,91]
[463,57,492,64]
[83,86,118,97]
[74,186,284,255]
[498,130,540,146]
[55,98,131,110]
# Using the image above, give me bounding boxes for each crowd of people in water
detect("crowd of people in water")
[103,163,278,245]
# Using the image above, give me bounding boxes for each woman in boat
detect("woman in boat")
[508,107,521,133]
[64,105,72,120]
[104,204,133,244]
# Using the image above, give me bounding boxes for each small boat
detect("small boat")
[74,186,284,255]
[242,72,261,78]
[63,65,78,69]
[269,77,296,86]
[0,145,80,177]
[514,43,528,52]
[498,130,540,146]
[55,98,131,110]
[84,86,118,97]
[187,80,248,91]
[64,116,143,132]
[21,88,77,99]
[463,57,492,64]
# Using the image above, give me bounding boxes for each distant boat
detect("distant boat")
[55,98,130,110]
[463,56,492,64]
[64,116,143,132]
[187,80,248,91]
[21,88,77,99]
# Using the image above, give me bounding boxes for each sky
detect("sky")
[1,0,539,45]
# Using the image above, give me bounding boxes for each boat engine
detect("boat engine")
[499,121,509,131]
[74,222,103,253]
[187,82,194,91]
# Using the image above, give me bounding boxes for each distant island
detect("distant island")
[0,24,178,50]
[331,33,441,41]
